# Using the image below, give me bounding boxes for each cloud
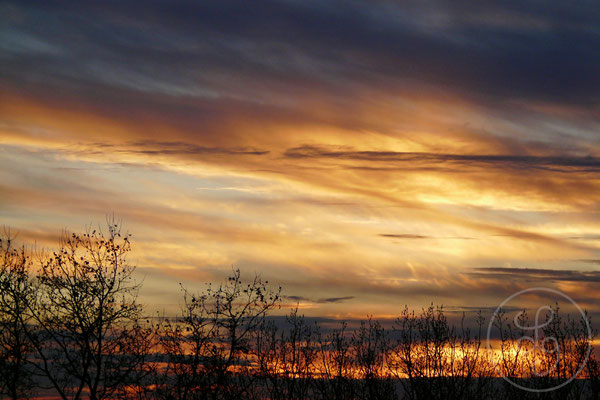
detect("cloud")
[576,259,600,265]
[285,145,600,173]
[285,295,309,302]
[470,267,600,283]
[285,295,355,304]
[379,234,474,240]
[443,305,522,313]
[317,296,355,304]
[379,234,431,239]
[568,235,600,240]
[76,141,270,157]
[3,0,600,133]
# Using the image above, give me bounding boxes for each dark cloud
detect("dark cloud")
[317,296,355,304]
[63,141,270,158]
[285,145,600,173]
[380,234,430,239]
[576,259,600,265]
[123,141,269,156]
[442,305,523,314]
[285,295,355,304]
[471,267,600,283]
[2,0,600,116]
[568,235,600,240]
[379,234,474,240]
[285,295,309,302]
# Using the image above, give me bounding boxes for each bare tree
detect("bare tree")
[26,221,151,400]
[538,305,594,399]
[157,285,217,400]
[352,316,395,400]
[253,306,318,400]
[314,321,356,400]
[159,269,281,400]
[206,269,280,399]
[0,230,36,399]
[387,305,495,400]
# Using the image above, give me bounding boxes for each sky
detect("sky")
[1,0,600,319]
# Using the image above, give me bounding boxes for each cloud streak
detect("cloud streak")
[379,234,475,240]
[471,267,600,283]
[285,145,600,173]
[285,295,355,304]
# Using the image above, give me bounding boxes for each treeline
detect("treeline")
[1,223,599,400]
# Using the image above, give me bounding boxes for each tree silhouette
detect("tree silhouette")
[26,221,151,400]
[1,220,600,399]
[158,268,281,400]
[0,230,36,399]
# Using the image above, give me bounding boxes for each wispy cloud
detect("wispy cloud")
[285,145,600,173]
[379,234,475,240]
[471,267,600,283]
[285,295,355,304]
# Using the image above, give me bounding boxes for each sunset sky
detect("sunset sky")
[2,0,600,319]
